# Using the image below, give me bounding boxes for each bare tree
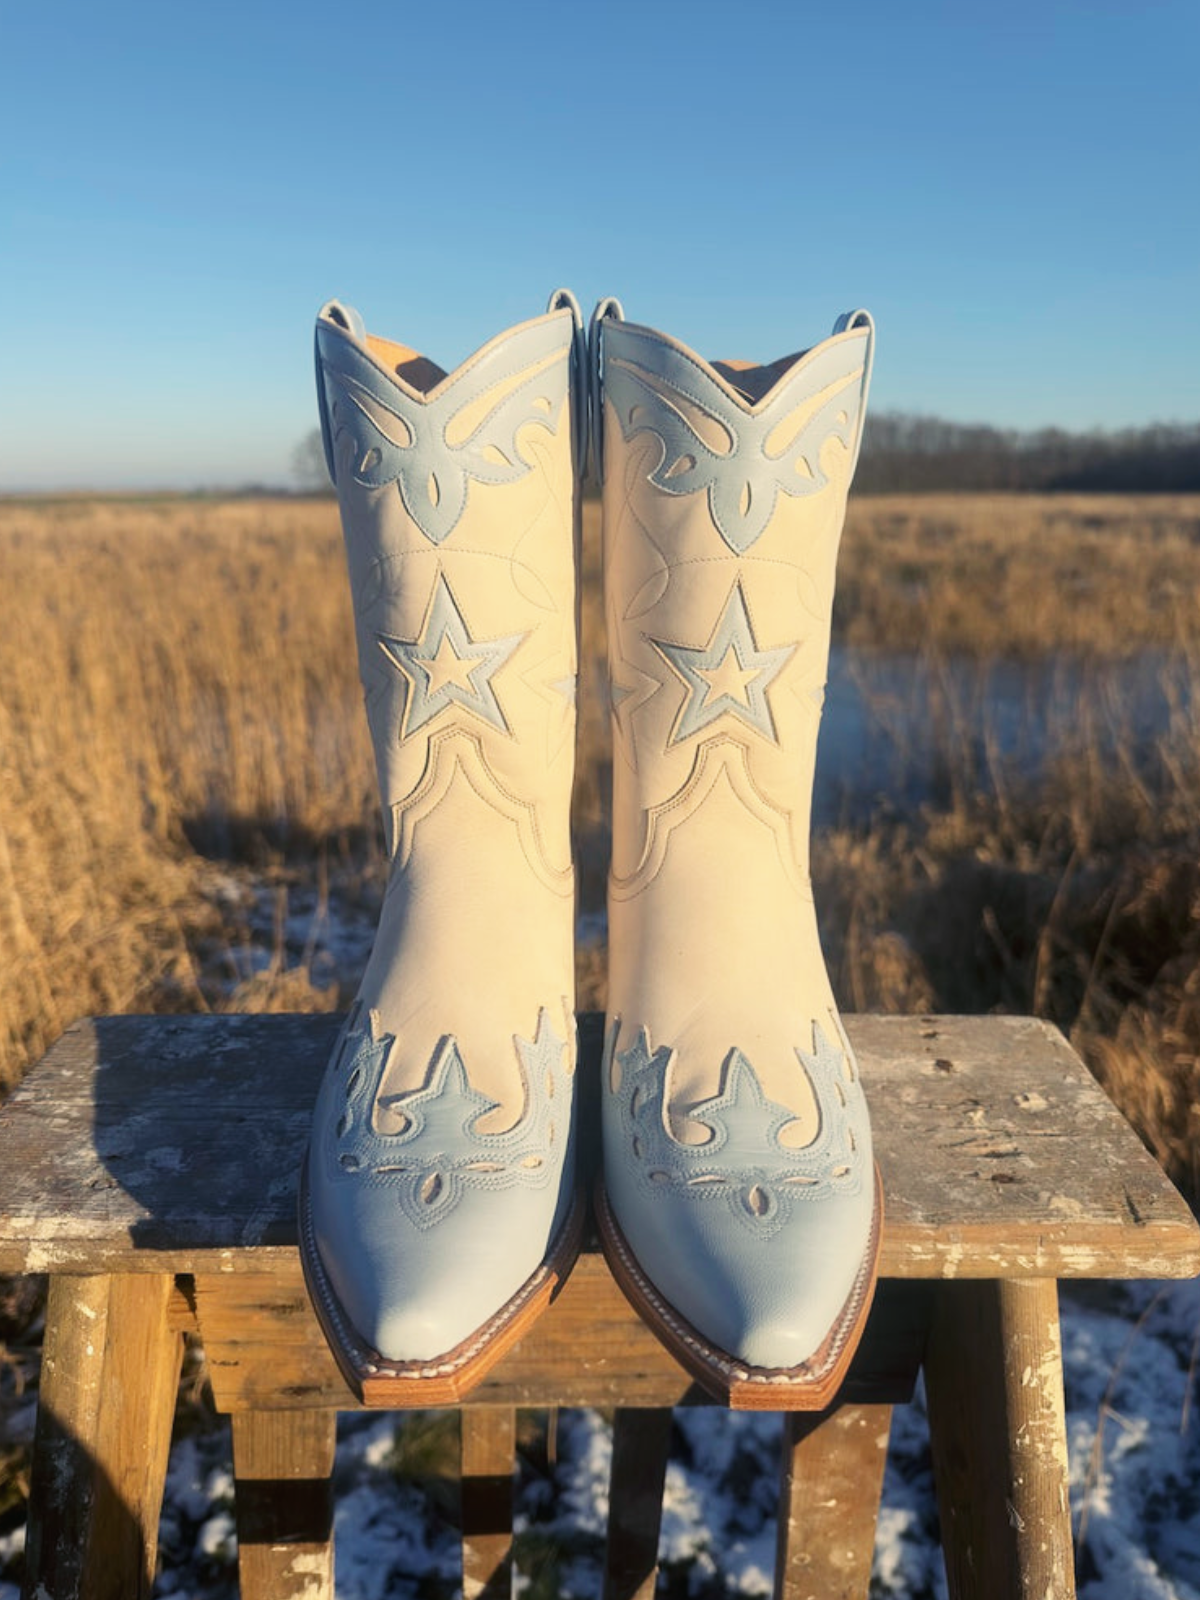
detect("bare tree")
[292,429,333,494]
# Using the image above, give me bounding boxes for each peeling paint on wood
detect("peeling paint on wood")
[0,1013,1196,1280]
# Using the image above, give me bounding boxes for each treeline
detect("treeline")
[855,415,1200,494]
[293,416,1200,496]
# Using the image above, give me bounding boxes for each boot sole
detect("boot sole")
[298,1155,586,1406]
[595,1164,883,1411]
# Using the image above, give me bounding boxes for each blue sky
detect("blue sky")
[3,0,1197,490]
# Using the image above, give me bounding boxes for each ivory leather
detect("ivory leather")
[598,305,878,1368]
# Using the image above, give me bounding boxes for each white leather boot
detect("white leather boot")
[593,299,881,1408]
[300,291,585,1403]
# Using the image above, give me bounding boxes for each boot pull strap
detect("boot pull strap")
[546,288,588,477]
[831,308,875,480]
[314,300,367,486]
[588,297,625,484]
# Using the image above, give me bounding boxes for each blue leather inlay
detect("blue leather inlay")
[375,571,524,739]
[613,1020,869,1240]
[600,318,872,553]
[316,305,571,545]
[650,579,795,746]
[321,1005,570,1233]
[309,1002,578,1361]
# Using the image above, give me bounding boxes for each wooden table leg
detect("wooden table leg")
[924,1278,1075,1600]
[603,1407,674,1600]
[774,1402,892,1600]
[231,1409,337,1600]
[24,1272,183,1600]
[461,1406,515,1600]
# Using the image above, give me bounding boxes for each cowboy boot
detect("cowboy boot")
[593,299,881,1408]
[299,291,586,1404]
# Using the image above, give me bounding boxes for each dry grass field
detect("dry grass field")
[2,492,1199,1200]
[835,493,1200,656]
[2,490,1200,1558]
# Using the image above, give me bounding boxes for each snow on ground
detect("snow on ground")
[14,1277,1160,1598]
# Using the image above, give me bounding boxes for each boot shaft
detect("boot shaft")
[315,296,584,873]
[595,307,874,887]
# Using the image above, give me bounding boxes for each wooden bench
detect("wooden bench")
[2,1012,1197,1600]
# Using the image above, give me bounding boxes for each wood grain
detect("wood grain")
[774,1403,893,1600]
[23,1274,112,1600]
[925,1278,1076,1599]
[24,1273,182,1600]
[192,1266,927,1414]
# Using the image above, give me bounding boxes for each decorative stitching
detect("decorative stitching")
[387,726,574,893]
[376,570,524,740]
[319,317,570,545]
[609,736,804,898]
[597,1179,878,1388]
[602,323,868,553]
[301,1158,581,1382]
[649,578,795,747]
[323,1008,571,1232]
[612,1019,869,1239]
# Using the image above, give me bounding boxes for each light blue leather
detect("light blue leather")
[310,1002,576,1362]
[602,1018,874,1367]
[598,315,871,553]
[650,578,794,746]
[315,302,571,545]
[374,572,524,738]
[830,310,875,478]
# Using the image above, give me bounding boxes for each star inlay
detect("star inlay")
[650,581,795,746]
[376,573,523,738]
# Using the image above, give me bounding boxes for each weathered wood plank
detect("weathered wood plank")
[460,1407,515,1600]
[925,1278,1076,1600]
[24,1273,183,1600]
[231,1409,337,1600]
[603,1408,674,1600]
[193,1267,925,1414]
[1,1013,1196,1278]
[23,1275,112,1599]
[773,1403,892,1600]
[92,1274,183,1595]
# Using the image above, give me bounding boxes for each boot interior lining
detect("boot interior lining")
[710,349,812,405]
[365,333,449,395]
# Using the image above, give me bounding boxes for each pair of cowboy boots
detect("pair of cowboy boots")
[300,289,881,1411]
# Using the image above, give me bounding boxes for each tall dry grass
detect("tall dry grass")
[0,497,373,1080]
[837,493,1200,656]
[1,493,1199,1201]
